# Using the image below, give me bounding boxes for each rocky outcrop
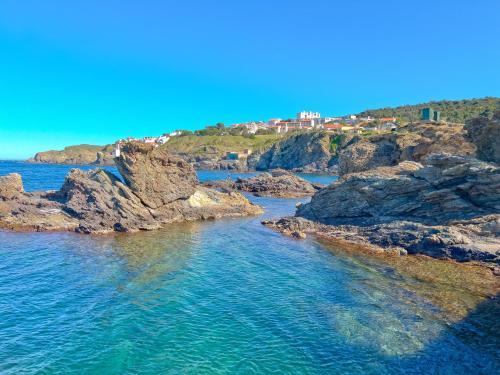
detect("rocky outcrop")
[0,173,24,200]
[298,155,499,226]
[1,143,262,234]
[205,169,323,198]
[337,122,476,175]
[115,143,198,208]
[256,132,336,173]
[465,110,500,164]
[264,153,500,265]
[30,144,115,165]
[234,169,323,198]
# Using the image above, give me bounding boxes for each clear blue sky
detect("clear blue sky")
[1,0,499,159]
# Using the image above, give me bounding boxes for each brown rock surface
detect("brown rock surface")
[115,142,198,208]
[465,110,500,164]
[0,143,262,234]
[338,122,476,176]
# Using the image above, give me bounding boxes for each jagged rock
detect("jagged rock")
[465,110,500,163]
[114,142,198,209]
[203,169,324,198]
[337,122,476,175]
[0,144,262,234]
[58,169,158,233]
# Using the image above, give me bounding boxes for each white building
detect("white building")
[297,111,321,120]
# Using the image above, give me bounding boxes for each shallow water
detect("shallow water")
[0,161,498,374]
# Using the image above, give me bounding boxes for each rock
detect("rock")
[465,111,500,163]
[256,132,336,173]
[58,169,158,233]
[233,169,323,198]
[0,144,262,234]
[264,153,500,265]
[114,142,198,209]
[337,122,476,176]
[298,154,499,226]
[263,215,500,264]
[30,144,115,165]
[0,173,24,200]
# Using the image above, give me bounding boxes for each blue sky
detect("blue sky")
[0,0,499,159]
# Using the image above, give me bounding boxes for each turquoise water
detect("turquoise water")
[0,161,498,374]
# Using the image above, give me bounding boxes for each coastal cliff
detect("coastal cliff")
[263,114,500,267]
[337,121,476,175]
[2,143,262,233]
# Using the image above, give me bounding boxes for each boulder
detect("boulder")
[115,142,198,208]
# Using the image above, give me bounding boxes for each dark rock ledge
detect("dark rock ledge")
[203,169,324,198]
[0,143,262,234]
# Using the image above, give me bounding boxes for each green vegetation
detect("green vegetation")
[162,134,286,156]
[358,97,500,123]
[330,135,342,154]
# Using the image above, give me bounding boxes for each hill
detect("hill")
[31,144,115,165]
[358,97,500,123]
[162,134,285,156]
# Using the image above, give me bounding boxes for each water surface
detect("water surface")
[0,161,498,374]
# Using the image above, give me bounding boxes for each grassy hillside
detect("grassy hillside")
[162,134,286,156]
[358,97,500,123]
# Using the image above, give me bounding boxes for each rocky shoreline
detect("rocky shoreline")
[263,114,500,269]
[1,143,261,234]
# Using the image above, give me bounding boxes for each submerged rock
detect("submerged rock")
[0,142,262,234]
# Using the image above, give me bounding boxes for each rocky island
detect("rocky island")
[263,113,500,268]
[1,143,261,234]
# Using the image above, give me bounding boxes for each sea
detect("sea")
[0,160,498,374]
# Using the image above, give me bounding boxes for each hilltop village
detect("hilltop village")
[29,97,500,171]
[114,109,400,151]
